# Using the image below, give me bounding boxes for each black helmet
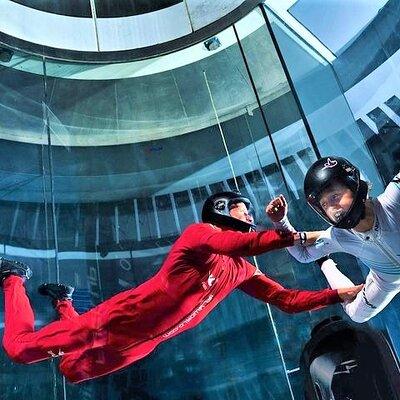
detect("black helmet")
[304,157,368,229]
[201,191,256,232]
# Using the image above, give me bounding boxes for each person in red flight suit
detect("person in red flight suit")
[1,191,362,383]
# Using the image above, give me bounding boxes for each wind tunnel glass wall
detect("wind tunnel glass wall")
[44,9,311,398]
[264,0,400,384]
[263,6,382,188]
[0,52,60,398]
[0,5,397,400]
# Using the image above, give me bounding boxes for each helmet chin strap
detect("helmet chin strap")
[359,203,367,221]
[335,205,366,229]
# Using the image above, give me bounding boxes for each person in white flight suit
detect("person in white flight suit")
[266,156,400,323]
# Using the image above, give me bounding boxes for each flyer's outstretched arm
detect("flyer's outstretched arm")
[238,270,362,314]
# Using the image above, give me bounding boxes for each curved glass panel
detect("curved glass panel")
[289,0,389,55]
[0,51,60,397]
[264,2,400,390]
[0,4,399,400]
[44,16,300,397]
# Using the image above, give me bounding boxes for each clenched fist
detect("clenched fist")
[266,194,288,222]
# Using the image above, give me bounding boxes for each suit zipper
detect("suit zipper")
[369,235,400,268]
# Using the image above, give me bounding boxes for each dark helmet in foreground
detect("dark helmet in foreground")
[201,191,256,232]
[304,156,368,229]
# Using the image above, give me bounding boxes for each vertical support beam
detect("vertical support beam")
[42,57,60,282]
[222,180,231,191]
[95,208,99,248]
[281,163,299,199]
[74,204,80,248]
[187,189,199,223]
[151,196,161,239]
[169,193,181,234]
[182,0,195,32]
[42,54,67,400]
[260,168,276,198]
[55,203,60,224]
[89,0,101,51]
[33,204,40,240]
[240,174,260,209]
[259,4,321,159]
[114,205,120,244]
[232,23,291,194]
[293,153,308,174]
[133,199,141,242]
[10,203,20,239]
[252,255,295,400]
[360,115,379,134]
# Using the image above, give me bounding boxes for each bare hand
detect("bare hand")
[266,194,288,222]
[337,284,364,302]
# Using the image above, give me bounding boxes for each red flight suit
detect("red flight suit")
[2,223,340,383]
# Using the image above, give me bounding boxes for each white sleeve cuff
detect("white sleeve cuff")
[273,216,296,233]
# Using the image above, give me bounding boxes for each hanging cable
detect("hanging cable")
[251,256,295,399]
[232,24,290,195]
[232,20,296,400]
[42,56,61,284]
[243,112,270,187]
[203,70,239,192]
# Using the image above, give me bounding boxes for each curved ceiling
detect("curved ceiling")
[10,0,180,18]
[0,13,289,146]
[0,10,265,79]
[0,0,261,62]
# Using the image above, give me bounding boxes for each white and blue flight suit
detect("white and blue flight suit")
[275,172,400,323]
